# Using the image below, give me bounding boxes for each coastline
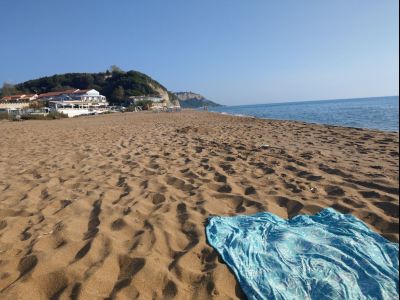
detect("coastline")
[208,96,399,132]
[0,110,398,299]
[207,109,399,133]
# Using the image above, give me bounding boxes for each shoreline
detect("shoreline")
[204,109,400,133]
[207,95,399,133]
[4,108,398,134]
[0,110,398,299]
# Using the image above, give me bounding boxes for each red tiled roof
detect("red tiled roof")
[1,94,37,101]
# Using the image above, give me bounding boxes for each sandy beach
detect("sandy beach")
[0,110,398,299]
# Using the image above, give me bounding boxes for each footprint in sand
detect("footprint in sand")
[166,176,195,193]
[152,193,166,205]
[373,202,399,218]
[217,185,232,193]
[324,185,345,196]
[83,200,102,240]
[359,190,381,199]
[1,255,38,293]
[219,163,236,175]
[106,256,146,300]
[169,203,200,274]
[273,196,304,218]
[214,172,227,183]
[111,218,126,231]
[162,280,178,299]
[0,220,7,230]
[244,186,256,195]
[74,241,92,261]
[200,247,219,272]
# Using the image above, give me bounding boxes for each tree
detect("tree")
[1,82,17,96]
[109,65,124,74]
[126,100,154,111]
[9,70,169,105]
[111,86,125,103]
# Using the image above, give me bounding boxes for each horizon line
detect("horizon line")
[219,95,399,107]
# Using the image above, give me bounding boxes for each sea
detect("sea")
[209,96,399,132]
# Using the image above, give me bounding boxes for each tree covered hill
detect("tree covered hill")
[0,67,177,104]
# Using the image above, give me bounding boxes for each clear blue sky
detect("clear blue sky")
[0,0,398,105]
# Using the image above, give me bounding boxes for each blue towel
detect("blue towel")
[206,208,399,300]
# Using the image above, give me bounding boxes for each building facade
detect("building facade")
[127,95,164,104]
[0,94,38,113]
[40,89,108,107]
[71,89,108,103]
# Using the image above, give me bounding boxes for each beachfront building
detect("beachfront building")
[150,99,182,112]
[0,89,109,117]
[150,101,166,111]
[127,94,164,105]
[1,94,38,102]
[0,94,38,113]
[42,89,109,117]
[38,89,106,103]
[124,94,182,111]
[124,94,182,112]
[70,89,107,104]
[36,89,78,102]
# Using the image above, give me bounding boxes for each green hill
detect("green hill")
[1,67,177,105]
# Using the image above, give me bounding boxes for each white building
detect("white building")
[128,94,164,104]
[39,89,107,104]
[71,89,108,104]
[44,89,109,117]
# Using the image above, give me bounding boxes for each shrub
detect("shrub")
[126,100,155,111]
[20,112,68,120]
[0,112,11,120]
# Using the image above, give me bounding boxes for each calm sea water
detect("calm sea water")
[210,96,399,132]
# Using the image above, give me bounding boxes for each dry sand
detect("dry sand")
[0,111,398,299]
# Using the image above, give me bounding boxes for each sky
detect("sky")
[0,0,398,105]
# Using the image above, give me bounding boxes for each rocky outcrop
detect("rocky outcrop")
[174,92,221,108]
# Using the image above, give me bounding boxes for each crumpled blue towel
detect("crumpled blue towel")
[206,208,399,300]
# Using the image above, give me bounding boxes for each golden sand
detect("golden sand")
[0,111,398,299]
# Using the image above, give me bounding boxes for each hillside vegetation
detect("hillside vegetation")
[0,67,177,105]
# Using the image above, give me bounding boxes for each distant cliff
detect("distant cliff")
[175,92,221,108]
